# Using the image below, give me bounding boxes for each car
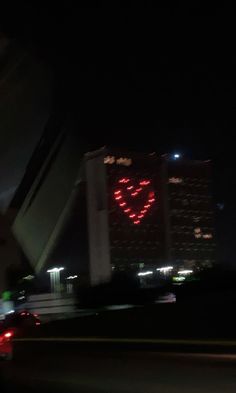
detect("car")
[0,311,41,360]
[3,311,41,336]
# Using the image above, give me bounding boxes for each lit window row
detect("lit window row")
[172,225,213,230]
[170,209,213,216]
[170,192,209,197]
[193,228,213,239]
[169,177,183,184]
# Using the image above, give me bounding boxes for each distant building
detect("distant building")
[165,156,215,270]
[12,145,216,287]
[85,149,216,279]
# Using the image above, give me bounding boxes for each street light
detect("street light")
[156,266,173,273]
[47,268,64,273]
[22,275,35,281]
[177,270,193,275]
[66,275,78,294]
[174,153,180,159]
[137,271,153,277]
[47,267,64,293]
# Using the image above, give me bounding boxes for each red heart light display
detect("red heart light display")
[114,177,156,224]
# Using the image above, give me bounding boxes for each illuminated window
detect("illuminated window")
[169,177,183,184]
[116,157,132,166]
[202,233,213,239]
[113,178,156,225]
[104,155,115,164]
[104,156,132,166]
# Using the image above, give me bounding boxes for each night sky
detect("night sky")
[0,5,235,264]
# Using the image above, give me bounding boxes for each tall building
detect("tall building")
[85,149,215,282]
[164,156,215,270]
[12,144,216,288]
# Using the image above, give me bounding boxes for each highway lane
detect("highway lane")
[1,340,236,392]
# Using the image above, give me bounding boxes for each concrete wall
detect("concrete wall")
[12,131,83,273]
[85,150,111,286]
[0,211,21,293]
[0,37,53,292]
[0,38,52,213]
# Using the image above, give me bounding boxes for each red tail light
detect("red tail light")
[0,330,14,342]
[4,331,14,339]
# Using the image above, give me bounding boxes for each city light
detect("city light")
[104,156,132,166]
[66,275,78,280]
[4,331,13,339]
[173,153,180,159]
[169,177,183,184]
[116,157,132,166]
[114,178,156,225]
[104,155,115,164]
[137,271,153,276]
[156,266,173,273]
[6,310,14,314]
[22,275,35,280]
[47,267,64,293]
[173,276,186,282]
[177,270,193,275]
[139,180,150,186]
[119,178,130,184]
[47,267,64,273]
[203,233,213,239]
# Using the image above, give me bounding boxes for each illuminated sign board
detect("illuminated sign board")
[104,156,132,166]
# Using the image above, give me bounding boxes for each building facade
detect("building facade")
[165,157,215,270]
[12,144,216,288]
[85,149,216,282]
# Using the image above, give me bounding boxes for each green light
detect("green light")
[172,276,185,282]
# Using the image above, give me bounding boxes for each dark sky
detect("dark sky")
[0,5,235,263]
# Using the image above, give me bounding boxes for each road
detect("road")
[1,340,236,392]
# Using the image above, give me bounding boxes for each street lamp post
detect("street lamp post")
[66,275,78,294]
[47,267,64,293]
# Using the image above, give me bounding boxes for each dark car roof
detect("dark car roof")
[0,311,37,330]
